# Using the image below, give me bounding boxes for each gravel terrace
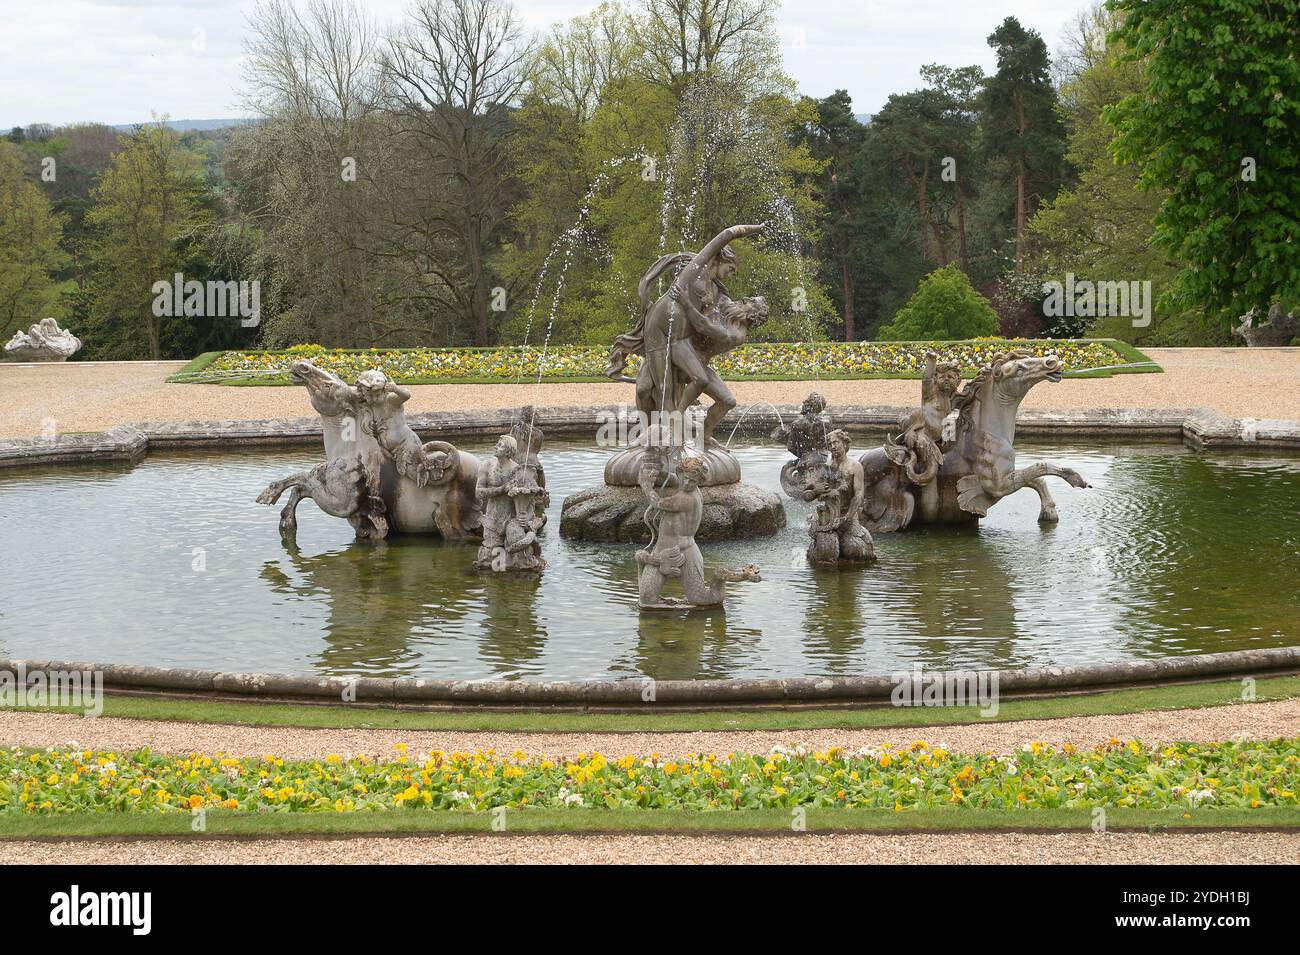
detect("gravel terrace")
[2,698,1296,760]
[3,831,1296,864]
[2,348,1298,438]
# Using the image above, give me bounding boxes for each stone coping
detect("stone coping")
[1,646,1297,707]
[3,405,1299,468]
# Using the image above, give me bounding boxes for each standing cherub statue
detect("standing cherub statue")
[474,434,545,573]
[634,455,760,609]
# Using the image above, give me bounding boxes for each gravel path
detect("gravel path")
[3,348,1297,438]
[5,831,1296,864]
[3,698,1296,759]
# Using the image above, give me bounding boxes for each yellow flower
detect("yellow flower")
[188,794,203,810]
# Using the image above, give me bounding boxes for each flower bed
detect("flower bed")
[172,338,1155,385]
[7,738,1294,814]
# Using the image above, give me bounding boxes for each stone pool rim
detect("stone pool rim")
[5,407,1298,703]
[2,647,1297,709]
[3,403,1300,468]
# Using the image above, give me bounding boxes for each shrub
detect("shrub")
[878,265,1001,340]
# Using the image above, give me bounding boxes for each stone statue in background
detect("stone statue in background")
[1234,304,1299,347]
[804,429,874,564]
[635,455,760,609]
[775,391,830,495]
[260,359,481,539]
[4,318,82,362]
[475,434,545,573]
[859,350,1089,530]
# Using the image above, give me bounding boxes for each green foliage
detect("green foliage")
[878,264,1000,340]
[79,124,213,360]
[981,16,1068,266]
[0,142,69,337]
[1106,0,1300,322]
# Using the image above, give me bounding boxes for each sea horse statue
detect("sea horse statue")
[859,350,1090,530]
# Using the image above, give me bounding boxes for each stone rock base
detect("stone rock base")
[560,482,786,542]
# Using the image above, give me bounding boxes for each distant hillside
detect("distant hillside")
[111,118,257,133]
[4,117,257,138]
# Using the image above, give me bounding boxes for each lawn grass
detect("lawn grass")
[17,675,1297,732]
[168,338,1160,386]
[2,807,1296,839]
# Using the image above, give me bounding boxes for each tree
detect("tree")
[1106,0,1300,322]
[383,0,534,346]
[878,264,1000,340]
[235,0,400,347]
[82,123,211,359]
[981,16,1067,268]
[803,90,867,339]
[0,141,69,337]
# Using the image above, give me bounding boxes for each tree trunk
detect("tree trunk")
[955,183,971,275]
[840,255,855,341]
[1015,92,1027,268]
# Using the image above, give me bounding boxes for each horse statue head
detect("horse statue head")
[288,359,358,420]
[949,350,1063,439]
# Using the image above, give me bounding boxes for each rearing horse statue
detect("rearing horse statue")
[859,350,1089,531]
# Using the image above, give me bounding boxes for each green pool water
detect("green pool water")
[1,438,1297,681]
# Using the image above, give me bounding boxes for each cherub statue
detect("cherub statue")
[803,429,874,564]
[474,434,545,573]
[774,391,830,495]
[509,406,550,526]
[884,351,962,485]
[634,455,760,609]
[355,370,433,487]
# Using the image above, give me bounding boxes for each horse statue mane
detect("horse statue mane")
[948,349,1031,442]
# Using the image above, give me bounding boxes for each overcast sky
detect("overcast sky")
[0,0,1086,130]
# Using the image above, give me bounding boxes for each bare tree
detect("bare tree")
[382,0,534,346]
[633,0,781,93]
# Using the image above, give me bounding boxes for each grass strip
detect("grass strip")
[15,675,1296,733]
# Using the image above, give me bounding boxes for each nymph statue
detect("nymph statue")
[474,434,545,573]
[775,391,830,496]
[4,318,82,362]
[603,223,768,486]
[804,429,874,564]
[859,350,1089,530]
[634,454,761,609]
[257,360,481,539]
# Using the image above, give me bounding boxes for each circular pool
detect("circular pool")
[3,438,1298,682]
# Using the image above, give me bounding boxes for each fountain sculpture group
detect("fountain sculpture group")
[257,224,1089,610]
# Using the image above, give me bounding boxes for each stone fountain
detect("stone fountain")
[560,224,786,542]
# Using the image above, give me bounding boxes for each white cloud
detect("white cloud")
[0,0,1087,128]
